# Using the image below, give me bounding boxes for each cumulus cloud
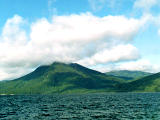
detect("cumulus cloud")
[0,13,149,80]
[78,44,139,66]
[1,15,27,45]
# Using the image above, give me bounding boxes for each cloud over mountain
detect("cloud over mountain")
[0,13,149,80]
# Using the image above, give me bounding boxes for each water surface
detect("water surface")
[0,93,160,120]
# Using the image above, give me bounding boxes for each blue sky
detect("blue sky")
[0,0,160,80]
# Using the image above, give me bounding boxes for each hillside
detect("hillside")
[117,72,160,92]
[0,62,123,94]
[106,70,152,81]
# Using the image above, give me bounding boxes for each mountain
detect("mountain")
[117,72,160,92]
[106,70,152,81]
[1,62,159,94]
[0,62,124,94]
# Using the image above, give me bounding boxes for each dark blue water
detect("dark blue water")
[0,93,160,120]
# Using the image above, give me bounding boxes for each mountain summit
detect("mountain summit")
[0,62,123,94]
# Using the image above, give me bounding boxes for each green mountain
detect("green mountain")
[117,72,160,92]
[0,62,124,94]
[1,62,160,94]
[106,70,152,81]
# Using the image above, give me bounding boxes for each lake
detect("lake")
[0,93,160,120]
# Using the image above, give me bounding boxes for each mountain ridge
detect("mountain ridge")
[0,62,160,94]
[0,62,123,94]
[117,72,160,92]
[106,70,153,81]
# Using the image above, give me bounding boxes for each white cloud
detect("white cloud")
[151,15,160,35]
[88,0,121,12]
[134,0,158,12]
[77,44,139,66]
[48,0,57,15]
[116,59,160,73]
[88,0,106,11]
[0,67,33,81]
[0,13,149,80]
[1,15,27,45]
[133,0,160,36]
[91,59,160,73]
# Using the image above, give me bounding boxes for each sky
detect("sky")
[0,0,160,80]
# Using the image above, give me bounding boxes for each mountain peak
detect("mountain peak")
[51,61,67,66]
[0,62,122,94]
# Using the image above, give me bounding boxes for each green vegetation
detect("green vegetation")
[0,62,123,94]
[117,72,160,92]
[106,70,152,81]
[0,62,160,94]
